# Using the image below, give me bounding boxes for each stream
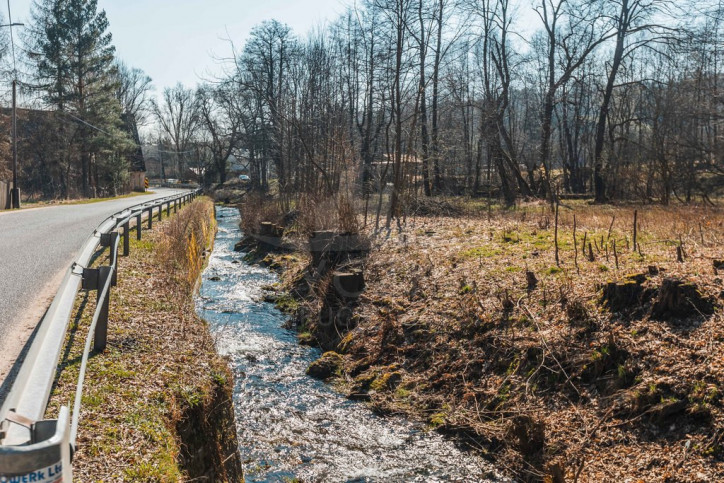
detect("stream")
[196,206,503,482]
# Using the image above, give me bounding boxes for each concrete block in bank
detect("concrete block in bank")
[259,221,284,238]
[243,221,285,250]
[332,269,365,299]
[309,231,371,269]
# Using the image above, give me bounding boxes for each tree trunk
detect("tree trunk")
[418,0,432,197]
[431,0,443,194]
[594,0,629,203]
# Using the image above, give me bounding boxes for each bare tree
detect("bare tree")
[197,83,243,185]
[210,0,719,210]
[593,0,675,202]
[535,0,615,199]
[240,20,297,193]
[114,60,153,127]
[153,83,200,177]
[373,0,414,227]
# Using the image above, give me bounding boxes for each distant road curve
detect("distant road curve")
[0,188,185,381]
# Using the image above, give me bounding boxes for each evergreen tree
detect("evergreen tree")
[28,0,131,197]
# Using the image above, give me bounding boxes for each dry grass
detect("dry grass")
[239,192,284,235]
[239,191,361,238]
[156,200,215,287]
[45,198,241,481]
[279,200,724,482]
[296,193,360,235]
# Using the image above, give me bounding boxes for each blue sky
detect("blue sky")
[6,0,350,94]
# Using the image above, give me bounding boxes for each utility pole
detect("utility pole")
[158,141,165,180]
[11,78,19,208]
[1,9,25,208]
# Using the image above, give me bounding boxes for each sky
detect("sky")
[5,0,351,98]
[3,0,544,109]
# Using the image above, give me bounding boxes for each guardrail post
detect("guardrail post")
[174,199,177,214]
[122,221,130,257]
[100,232,119,287]
[109,233,118,273]
[147,208,153,229]
[93,266,112,352]
[158,204,163,221]
[166,201,171,217]
[136,214,142,240]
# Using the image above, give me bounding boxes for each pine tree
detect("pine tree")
[28,0,131,197]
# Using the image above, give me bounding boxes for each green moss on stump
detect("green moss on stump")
[369,371,403,391]
[306,351,344,380]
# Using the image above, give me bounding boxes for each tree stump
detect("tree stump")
[309,230,338,269]
[601,280,644,312]
[309,231,370,271]
[252,221,284,251]
[651,278,715,320]
[508,415,545,457]
[626,273,647,284]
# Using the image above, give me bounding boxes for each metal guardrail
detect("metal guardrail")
[0,188,202,481]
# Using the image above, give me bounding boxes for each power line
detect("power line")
[60,110,114,137]
[155,149,195,154]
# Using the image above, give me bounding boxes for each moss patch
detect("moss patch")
[306,351,344,380]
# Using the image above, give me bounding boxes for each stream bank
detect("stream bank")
[262,206,724,482]
[197,205,501,482]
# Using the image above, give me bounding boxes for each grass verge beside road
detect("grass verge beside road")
[45,198,242,481]
[18,190,155,209]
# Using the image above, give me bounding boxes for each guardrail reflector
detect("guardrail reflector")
[0,407,71,482]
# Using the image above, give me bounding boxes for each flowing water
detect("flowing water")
[196,206,503,482]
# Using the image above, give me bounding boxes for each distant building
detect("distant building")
[227,154,250,176]
[142,144,176,180]
[142,144,202,182]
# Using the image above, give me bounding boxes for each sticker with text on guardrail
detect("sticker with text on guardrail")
[0,463,63,483]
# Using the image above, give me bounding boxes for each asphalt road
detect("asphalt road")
[0,188,185,378]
